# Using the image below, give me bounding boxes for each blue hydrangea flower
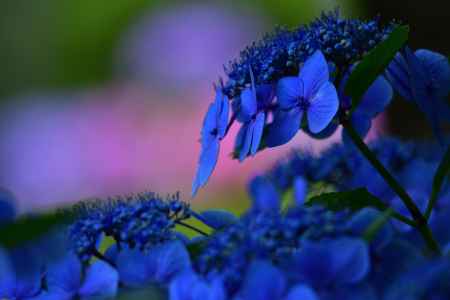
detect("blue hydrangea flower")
[223,10,394,98]
[266,50,339,147]
[33,252,118,300]
[288,237,370,288]
[0,248,42,300]
[169,270,226,300]
[69,193,190,261]
[386,47,450,144]
[192,88,229,196]
[113,240,191,287]
[234,71,275,161]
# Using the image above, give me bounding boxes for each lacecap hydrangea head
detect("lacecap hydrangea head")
[68,192,191,261]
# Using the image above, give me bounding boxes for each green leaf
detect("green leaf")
[425,146,450,219]
[0,212,72,248]
[345,25,409,112]
[306,188,388,212]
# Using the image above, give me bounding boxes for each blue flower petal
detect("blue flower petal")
[118,241,190,287]
[329,238,370,284]
[385,52,414,101]
[248,176,280,212]
[307,81,339,133]
[216,89,230,138]
[277,77,303,109]
[201,103,219,143]
[238,88,257,122]
[285,284,319,300]
[169,271,226,300]
[358,75,393,116]
[415,49,450,98]
[239,122,254,162]
[240,260,286,300]
[250,112,265,156]
[293,176,308,205]
[29,290,73,300]
[192,138,220,196]
[266,108,302,147]
[78,261,118,299]
[46,253,82,294]
[342,111,371,145]
[299,50,330,99]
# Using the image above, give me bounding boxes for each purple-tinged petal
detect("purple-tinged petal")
[266,108,302,147]
[46,253,82,294]
[293,176,308,205]
[250,112,265,156]
[307,81,339,133]
[358,75,393,116]
[248,176,280,212]
[78,261,118,299]
[415,49,450,97]
[277,77,303,109]
[238,88,257,122]
[216,89,230,138]
[299,50,330,99]
[192,138,220,196]
[285,284,319,300]
[385,52,414,101]
[240,260,286,300]
[239,123,254,162]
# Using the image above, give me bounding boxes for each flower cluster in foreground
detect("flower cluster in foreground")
[1,140,450,299]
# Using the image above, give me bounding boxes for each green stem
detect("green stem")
[343,121,441,254]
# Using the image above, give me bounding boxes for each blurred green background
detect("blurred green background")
[0,0,448,214]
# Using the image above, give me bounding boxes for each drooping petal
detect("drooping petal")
[385,52,414,101]
[285,284,319,300]
[248,176,280,212]
[46,253,82,294]
[277,77,303,109]
[265,108,302,147]
[216,89,230,138]
[239,260,286,300]
[415,49,450,98]
[200,102,219,141]
[358,75,393,117]
[307,81,339,133]
[78,261,119,299]
[250,112,265,156]
[238,88,257,122]
[293,176,308,205]
[299,50,330,99]
[239,123,254,162]
[192,138,220,196]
